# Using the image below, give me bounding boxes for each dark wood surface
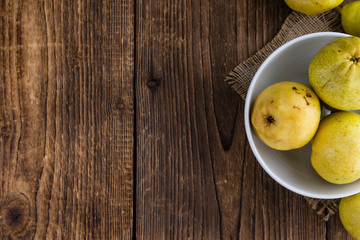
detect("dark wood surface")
[0,0,354,239]
[0,1,134,239]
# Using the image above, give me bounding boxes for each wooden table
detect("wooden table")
[0,0,354,239]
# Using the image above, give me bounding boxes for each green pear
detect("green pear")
[339,193,360,240]
[311,111,360,184]
[341,1,360,37]
[309,37,360,110]
[284,0,343,15]
[251,81,321,150]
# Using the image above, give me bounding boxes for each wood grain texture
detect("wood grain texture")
[326,213,354,240]
[135,0,344,239]
[0,0,134,239]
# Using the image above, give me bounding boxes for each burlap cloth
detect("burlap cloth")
[225,10,344,221]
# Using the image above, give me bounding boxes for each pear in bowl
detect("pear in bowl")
[309,36,360,110]
[251,81,321,151]
[311,111,360,184]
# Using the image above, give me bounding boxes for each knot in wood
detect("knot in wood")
[114,96,133,113]
[1,194,30,237]
[66,45,83,71]
[146,78,161,89]
[1,125,11,137]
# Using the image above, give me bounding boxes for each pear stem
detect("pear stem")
[334,6,343,15]
[266,116,275,125]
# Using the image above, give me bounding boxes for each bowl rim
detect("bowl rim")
[244,32,355,199]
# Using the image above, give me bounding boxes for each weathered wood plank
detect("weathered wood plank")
[327,213,354,240]
[136,0,221,238]
[135,0,332,239]
[0,0,134,239]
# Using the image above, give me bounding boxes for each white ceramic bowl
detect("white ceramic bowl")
[244,32,360,199]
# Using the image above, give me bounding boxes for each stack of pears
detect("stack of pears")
[251,1,360,238]
[251,35,360,239]
[252,36,360,183]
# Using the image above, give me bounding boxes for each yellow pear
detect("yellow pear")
[339,193,360,240]
[284,0,343,15]
[311,111,360,184]
[341,1,360,37]
[309,36,360,110]
[251,81,321,150]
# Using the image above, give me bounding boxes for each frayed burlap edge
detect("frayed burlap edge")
[225,10,343,101]
[225,10,344,221]
[306,198,340,221]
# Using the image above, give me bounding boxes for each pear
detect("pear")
[284,0,343,15]
[341,1,360,37]
[311,111,360,184]
[251,81,321,150]
[339,193,360,240]
[309,36,360,110]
